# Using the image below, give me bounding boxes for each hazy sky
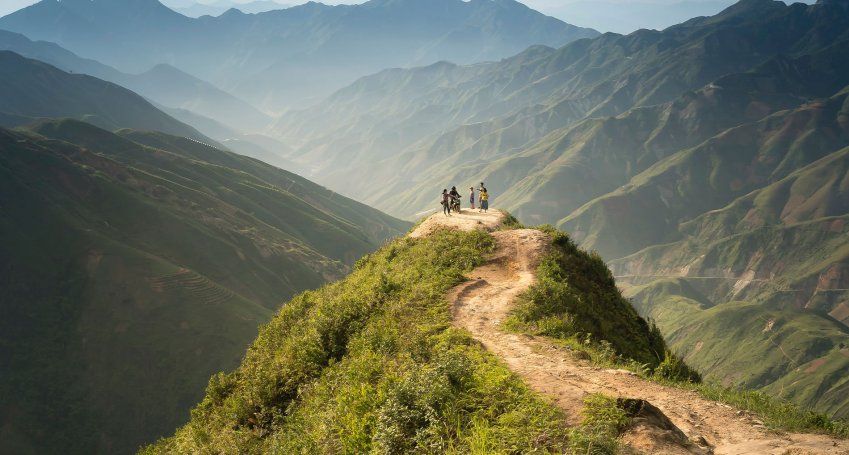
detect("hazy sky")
[0,0,816,33]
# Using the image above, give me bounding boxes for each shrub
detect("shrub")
[653,351,701,383]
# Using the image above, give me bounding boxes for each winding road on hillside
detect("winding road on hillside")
[412,209,849,454]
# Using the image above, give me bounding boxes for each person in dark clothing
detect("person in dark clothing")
[449,186,461,213]
[441,189,452,216]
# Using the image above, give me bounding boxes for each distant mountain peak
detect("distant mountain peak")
[220,7,246,16]
[717,0,785,16]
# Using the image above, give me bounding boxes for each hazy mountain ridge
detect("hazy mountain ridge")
[0,37,292,171]
[167,0,289,17]
[0,29,271,133]
[0,119,407,454]
[0,47,408,453]
[0,0,600,111]
[0,50,213,142]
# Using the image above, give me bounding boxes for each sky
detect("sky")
[0,0,816,33]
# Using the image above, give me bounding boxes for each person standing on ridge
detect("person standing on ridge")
[441,189,452,216]
[469,186,476,211]
[479,186,489,213]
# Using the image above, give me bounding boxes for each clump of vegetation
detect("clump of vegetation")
[500,211,525,230]
[567,394,631,455]
[653,350,702,383]
[143,229,575,454]
[506,228,668,368]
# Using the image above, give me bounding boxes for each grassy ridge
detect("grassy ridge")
[146,225,690,454]
[145,229,574,453]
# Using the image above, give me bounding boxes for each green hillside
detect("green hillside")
[613,145,849,416]
[0,120,407,454]
[561,87,849,259]
[143,226,671,454]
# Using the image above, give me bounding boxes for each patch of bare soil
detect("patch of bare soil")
[409,209,505,238]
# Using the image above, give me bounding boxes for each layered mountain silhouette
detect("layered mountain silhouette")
[0,118,406,454]
[269,0,849,418]
[0,51,215,142]
[0,30,270,133]
[0,0,599,111]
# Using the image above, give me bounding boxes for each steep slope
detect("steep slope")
[0,30,270,133]
[0,0,599,110]
[561,86,849,259]
[0,120,407,454]
[0,51,211,142]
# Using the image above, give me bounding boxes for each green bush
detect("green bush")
[567,394,630,455]
[653,351,701,383]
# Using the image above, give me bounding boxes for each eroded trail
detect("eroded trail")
[416,210,849,455]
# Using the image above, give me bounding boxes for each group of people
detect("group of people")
[441,182,489,216]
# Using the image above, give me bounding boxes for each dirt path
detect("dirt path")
[412,210,849,454]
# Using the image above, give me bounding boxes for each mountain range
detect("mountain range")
[0,29,271,133]
[267,0,849,418]
[0,0,600,111]
[0,51,214,142]
[163,0,290,17]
